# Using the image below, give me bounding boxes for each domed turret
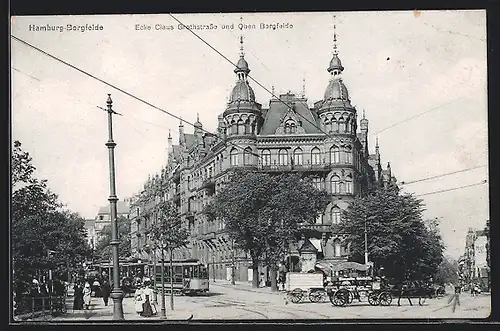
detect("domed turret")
[328,54,344,73]
[229,80,256,103]
[194,113,203,129]
[235,56,250,74]
[324,78,349,101]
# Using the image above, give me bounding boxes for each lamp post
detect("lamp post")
[104,94,124,320]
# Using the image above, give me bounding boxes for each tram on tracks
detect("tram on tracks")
[152,259,209,295]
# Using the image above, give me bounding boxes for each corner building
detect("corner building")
[130,37,396,282]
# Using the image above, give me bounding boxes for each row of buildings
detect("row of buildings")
[458,223,490,291]
[122,28,397,283]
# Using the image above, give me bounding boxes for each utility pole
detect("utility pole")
[364,215,368,265]
[170,248,174,310]
[104,94,124,320]
[231,239,236,285]
[160,244,166,318]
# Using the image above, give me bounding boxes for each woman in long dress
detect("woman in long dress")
[140,278,155,317]
[82,282,92,310]
[73,283,83,310]
[134,282,144,316]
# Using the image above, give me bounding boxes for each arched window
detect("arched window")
[230,148,238,166]
[330,146,340,164]
[261,149,271,166]
[343,145,352,164]
[311,147,321,165]
[332,120,339,132]
[331,175,341,194]
[231,122,237,135]
[331,206,341,225]
[333,239,342,257]
[338,119,345,133]
[243,147,252,165]
[293,148,303,165]
[237,120,245,135]
[345,118,350,133]
[278,149,288,165]
[345,175,353,194]
[291,123,297,134]
[284,124,291,134]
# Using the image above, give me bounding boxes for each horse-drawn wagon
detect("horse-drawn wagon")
[285,272,326,303]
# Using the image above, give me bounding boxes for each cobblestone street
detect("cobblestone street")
[23,281,490,322]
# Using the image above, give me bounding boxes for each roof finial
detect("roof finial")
[363,109,366,119]
[168,129,172,139]
[271,85,275,97]
[179,116,183,127]
[302,77,306,98]
[197,112,200,122]
[239,16,244,57]
[376,136,379,148]
[333,14,338,55]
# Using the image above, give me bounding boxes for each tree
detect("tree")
[434,256,459,286]
[94,216,131,261]
[340,186,444,282]
[206,170,329,289]
[12,141,92,284]
[151,201,189,311]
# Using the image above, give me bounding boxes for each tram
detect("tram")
[152,259,209,295]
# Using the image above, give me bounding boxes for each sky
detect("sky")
[11,10,488,260]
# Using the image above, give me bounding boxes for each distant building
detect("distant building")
[84,219,96,250]
[94,199,131,242]
[463,225,490,291]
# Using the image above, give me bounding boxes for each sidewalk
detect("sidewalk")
[22,295,194,322]
[211,279,286,296]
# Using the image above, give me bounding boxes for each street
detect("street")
[23,280,491,321]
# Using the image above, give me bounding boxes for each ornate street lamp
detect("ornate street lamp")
[104,94,124,320]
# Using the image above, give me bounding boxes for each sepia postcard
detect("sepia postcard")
[10,10,490,323]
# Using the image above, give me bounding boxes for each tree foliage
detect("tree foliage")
[433,256,459,285]
[206,170,329,287]
[150,201,189,251]
[12,141,92,282]
[340,186,444,282]
[94,216,131,261]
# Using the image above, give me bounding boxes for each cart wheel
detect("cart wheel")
[290,289,303,304]
[379,292,392,306]
[348,291,355,304]
[368,292,380,306]
[332,289,349,307]
[309,290,323,303]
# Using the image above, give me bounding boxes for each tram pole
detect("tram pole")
[160,246,166,318]
[104,94,124,320]
[170,248,174,310]
[364,215,369,265]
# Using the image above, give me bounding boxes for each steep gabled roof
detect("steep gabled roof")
[299,238,318,253]
[260,95,321,135]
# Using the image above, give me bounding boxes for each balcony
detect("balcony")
[259,163,332,173]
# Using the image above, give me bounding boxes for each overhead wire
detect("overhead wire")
[414,180,488,197]
[10,34,262,159]
[399,164,487,185]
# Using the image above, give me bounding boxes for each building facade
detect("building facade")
[129,33,396,282]
[84,219,96,250]
[94,200,131,242]
[461,226,490,291]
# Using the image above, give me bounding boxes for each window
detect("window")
[331,207,341,225]
[231,122,237,135]
[237,120,245,135]
[278,149,288,165]
[330,146,340,164]
[331,175,341,194]
[293,148,303,165]
[346,175,353,194]
[244,147,252,165]
[334,239,342,257]
[311,147,321,165]
[343,145,352,164]
[261,149,271,166]
[332,120,339,132]
[312,177,322,190]
[230,148,238,166]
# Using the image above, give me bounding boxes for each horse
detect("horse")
[393,281,433,306]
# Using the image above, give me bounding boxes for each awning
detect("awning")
[315,262,332,275]
[310,238,323,252]
[331,261,370,272]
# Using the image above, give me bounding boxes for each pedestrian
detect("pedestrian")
[73,283,83,310]
[134,281,144,316]
[259,272,265,288]
[140,278,156,317]
[101,280,111,306]
[448,283,461,313]
[82,282,92,310]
